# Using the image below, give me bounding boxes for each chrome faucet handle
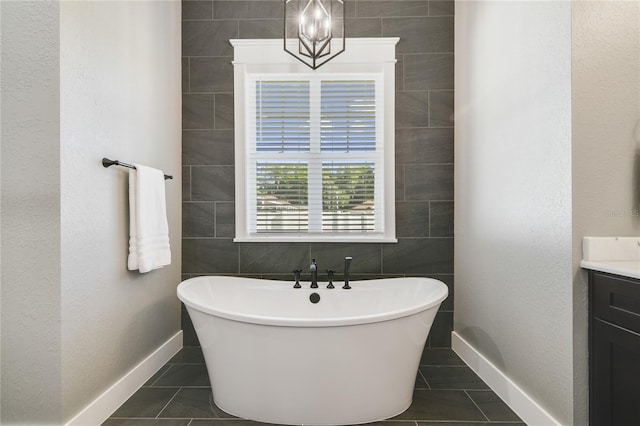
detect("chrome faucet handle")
[292,269,302,289]
[326,269,335,289]
[343,256,352,289]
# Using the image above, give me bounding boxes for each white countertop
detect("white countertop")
[580,260,640,280]
[581,237,640,280]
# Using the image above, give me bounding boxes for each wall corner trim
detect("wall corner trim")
[64,331,183,426]
[451,332,562,426]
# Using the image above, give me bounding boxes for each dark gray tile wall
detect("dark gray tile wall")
[181,0,454,347]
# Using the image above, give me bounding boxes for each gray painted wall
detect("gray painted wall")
[571,1,640,423]
[181,0,456,347]
[1,1,182,423]
[454,1,574,424]
[60,1,182,421]
[1,1,62,422]
[0,4,2,418]
[456,1,640,424]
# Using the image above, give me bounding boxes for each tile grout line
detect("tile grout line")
[212,91,216,131]
[402,52,406,92]
[155,386,182,419]
[464,389,491,423]
[149,364,174,387]
[109,417,169,420]
[418,368,431,390]
[419,364,469,368]
[428,200,432,238]
[427,89,432,128]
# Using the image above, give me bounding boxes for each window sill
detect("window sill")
[233,236,398,244]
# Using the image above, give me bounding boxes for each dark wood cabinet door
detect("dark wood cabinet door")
[591,318,640,426]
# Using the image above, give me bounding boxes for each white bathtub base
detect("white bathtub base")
[187,308,437,425]
[218,397,412,426]
[178,276,447,426]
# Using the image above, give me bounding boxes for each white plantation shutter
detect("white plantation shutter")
[321,80,377,153]
[320,79,382,233]
[246,74,385,236]
[250,81,311,232]
[322,161,376,231]
[255,81,310,152]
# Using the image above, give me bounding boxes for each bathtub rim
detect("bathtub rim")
[177,276,448,328]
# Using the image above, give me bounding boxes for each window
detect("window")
[231,38,398,242]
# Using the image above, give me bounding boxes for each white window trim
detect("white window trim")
[231,38,398,243]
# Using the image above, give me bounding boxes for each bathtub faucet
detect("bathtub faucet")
[292,269,302,289]
[343,256,352,289]
[310,259,318,288]
[326,269,335,289]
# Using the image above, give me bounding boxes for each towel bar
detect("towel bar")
[102,157,173,180]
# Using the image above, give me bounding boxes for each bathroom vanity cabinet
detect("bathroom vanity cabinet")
[589,270,640,426]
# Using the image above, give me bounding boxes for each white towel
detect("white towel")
[128,165,171,273]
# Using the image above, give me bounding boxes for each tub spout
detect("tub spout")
[343,256,352,289]
[310,259,318,288]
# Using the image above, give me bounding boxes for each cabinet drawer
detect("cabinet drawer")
[592,272,640,334]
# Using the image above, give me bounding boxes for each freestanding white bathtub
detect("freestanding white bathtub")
[177,276,448,425]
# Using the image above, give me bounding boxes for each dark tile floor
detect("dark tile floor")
[103,347,524,426]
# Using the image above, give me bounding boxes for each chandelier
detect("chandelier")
[284,0,346,70]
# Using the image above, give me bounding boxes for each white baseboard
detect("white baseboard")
[451,331,561,426]
[65,330,183,426]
